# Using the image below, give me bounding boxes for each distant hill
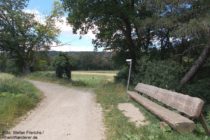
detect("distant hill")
[48,51,116,70]
[48,51,113,57]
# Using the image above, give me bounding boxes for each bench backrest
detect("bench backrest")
[135,83,204,118]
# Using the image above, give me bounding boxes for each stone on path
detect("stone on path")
[118,103,149,127]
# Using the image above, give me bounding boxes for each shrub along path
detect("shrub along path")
[5,80,105,140]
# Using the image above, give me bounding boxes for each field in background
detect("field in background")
[72,71,117,86]
[28,71,117,87]
[0,73,42,137]
[27,71,208,140]
[72,71,117,78]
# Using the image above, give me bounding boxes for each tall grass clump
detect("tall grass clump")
[0,73,14,80]
[0,73,42,137]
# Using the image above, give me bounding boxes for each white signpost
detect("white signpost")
[126,59,132,91]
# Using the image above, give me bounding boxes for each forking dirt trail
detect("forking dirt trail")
[4,80,105,140]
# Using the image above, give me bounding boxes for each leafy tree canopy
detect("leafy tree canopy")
[0,0,63,74]
[62,0,210,81]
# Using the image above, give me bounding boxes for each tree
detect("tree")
[0,0,62,74]
[62,0,210,85]
[155,0,210,85]
[53,53,71,80]
[62,0,160,71]
[0,52,7,72]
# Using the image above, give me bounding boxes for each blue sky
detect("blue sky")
[26,0,99,52]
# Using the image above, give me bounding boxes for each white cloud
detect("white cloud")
[24,9,46,24]
[25,8,97,40]
[51,44,95,52]
[85,30,96,39]
[55,17,73,33]
[24,8,98,51]
[55,17,96,40]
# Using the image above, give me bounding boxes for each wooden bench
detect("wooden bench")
[128,83,210,134]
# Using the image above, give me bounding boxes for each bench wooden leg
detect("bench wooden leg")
[199,113,210,136]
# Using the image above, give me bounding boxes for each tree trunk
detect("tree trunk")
[20,59,31,74]
[22,64,31,74]
[180,46,210,86]
[120,16,137,71]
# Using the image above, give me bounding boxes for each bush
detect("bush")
[115,57,184,90]
[53,53,71,80]
[183,76,210,105]
[5,59,20,74]
[133,58,184,90]
[115,67,129,85]
[33,59,49,71]
[115,57,210,106]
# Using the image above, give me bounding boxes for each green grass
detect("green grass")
[27,71,209,140]
[0,73,42,137]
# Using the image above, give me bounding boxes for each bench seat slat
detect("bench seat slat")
[128,91,195,133]
[135,83,204,118]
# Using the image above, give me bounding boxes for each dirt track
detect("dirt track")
[5,81,105,140]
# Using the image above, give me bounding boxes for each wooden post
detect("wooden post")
[126,59,132,92]
[199,113,210,136]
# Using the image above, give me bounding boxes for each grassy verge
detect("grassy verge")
[27,71,209,140]
[0,73,42,137]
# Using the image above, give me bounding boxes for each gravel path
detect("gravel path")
[4,80,105,140]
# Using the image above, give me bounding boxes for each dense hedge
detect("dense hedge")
[115,58,210,106]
